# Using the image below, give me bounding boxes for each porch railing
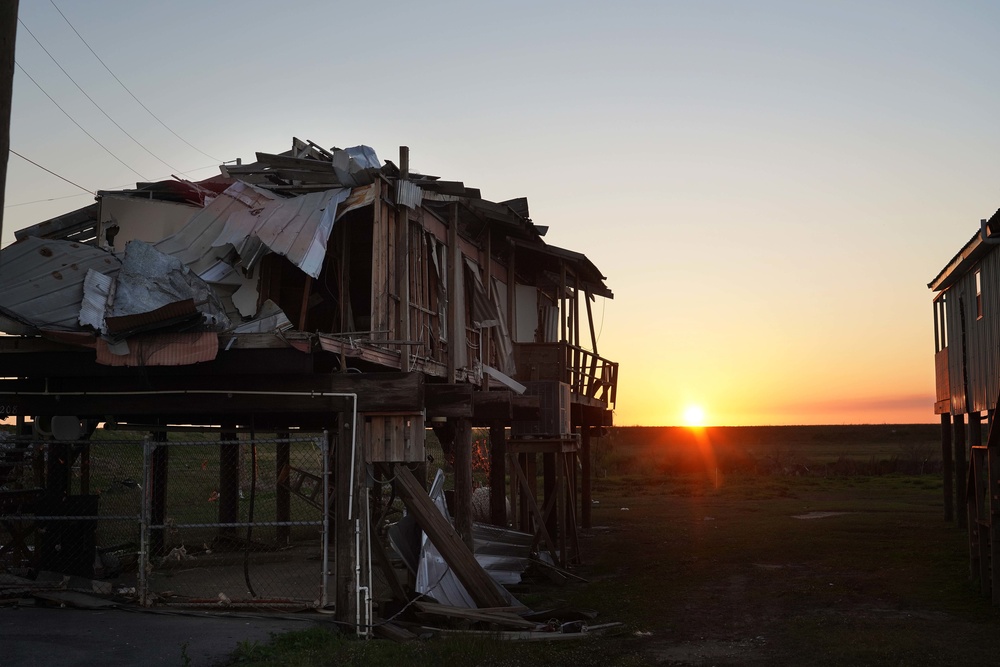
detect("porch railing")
[513,342,618,408]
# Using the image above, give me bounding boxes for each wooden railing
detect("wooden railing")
[513,342,618,408]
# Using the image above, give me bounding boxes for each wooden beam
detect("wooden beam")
[473,390,513,422]
[0,372,424,414]
[254,152,336,172]
[392,464,508,609]
[425,383,474,418]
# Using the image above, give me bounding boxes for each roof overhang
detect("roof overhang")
[929,209,1000,292]
[511,239,613,299]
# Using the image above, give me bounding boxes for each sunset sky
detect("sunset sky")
[4,1,1000,426]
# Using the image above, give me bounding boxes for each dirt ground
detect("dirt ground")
[566,472,1000,666]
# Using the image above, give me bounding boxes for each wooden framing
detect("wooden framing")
[0,139,621,624]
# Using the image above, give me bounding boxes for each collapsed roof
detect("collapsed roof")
[2,138,612,370]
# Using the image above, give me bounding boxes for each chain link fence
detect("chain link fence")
[0,429,329,609]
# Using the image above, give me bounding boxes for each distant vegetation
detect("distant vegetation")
[594,424,951,478]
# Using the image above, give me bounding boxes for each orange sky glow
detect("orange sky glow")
[5,2,998,427]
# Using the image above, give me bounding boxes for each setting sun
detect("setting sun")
[683,405,706,427]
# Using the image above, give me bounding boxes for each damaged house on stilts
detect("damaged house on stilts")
[0,138,618,631]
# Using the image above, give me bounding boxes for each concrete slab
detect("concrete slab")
[0,605,327,667]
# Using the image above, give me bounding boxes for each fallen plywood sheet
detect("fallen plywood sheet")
[393,464,509,609]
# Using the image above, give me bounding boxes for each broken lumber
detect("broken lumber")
[392,464,508,608]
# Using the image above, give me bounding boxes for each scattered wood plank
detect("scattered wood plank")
[373,621,418,642]
[414,601,538,629]
[393,464,509,609]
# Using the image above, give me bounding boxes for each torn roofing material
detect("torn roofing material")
[154,180,354,280]
[0,237,121,332]
[107,240,229,334]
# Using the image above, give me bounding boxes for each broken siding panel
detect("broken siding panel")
[99,195,199,251]
[94,331,218,366]
[0,238,121,332]
[957,244,1000,413]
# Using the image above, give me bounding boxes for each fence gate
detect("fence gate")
[0,430,329,609]
[140,433,329,608]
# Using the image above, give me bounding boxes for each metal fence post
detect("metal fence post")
[139,435,151,607]
[321,431,330,609]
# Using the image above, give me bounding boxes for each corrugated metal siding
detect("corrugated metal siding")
[944,244,1000,414]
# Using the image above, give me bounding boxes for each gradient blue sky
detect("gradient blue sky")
[5,1,1000,425]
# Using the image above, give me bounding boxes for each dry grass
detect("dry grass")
[229,425,1000,666]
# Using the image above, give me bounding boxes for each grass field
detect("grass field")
[225,425,1000,666]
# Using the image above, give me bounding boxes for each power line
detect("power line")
[4,160,223,208]
[18,17,183,174]
[3,192,90,208]
[9,149,95,195]
[49,0,222,163]
[15,60,148,180]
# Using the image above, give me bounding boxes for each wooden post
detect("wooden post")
[581,424,592,530]
[942,413,953,522]
[956,413,967,529]
[990,445,1000,604]
[0,0,17,236]
[334,417,362,623]
[482,231,492,389]
[79,444,90,496]
[971,412,983,449]
[150,430,169,558]
[454,417,473,549]
[298,276,312,331]
[275,430,291,546]
[398,149,411,371]
[45,440,71,500]
[489,422,506,526]
[559,263,568,345]
[219,424,239,538]
[543,452,557,542]
[507,247,517,340]
[447,203,459,382]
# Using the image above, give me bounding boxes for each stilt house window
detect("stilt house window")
[976,269,983,320]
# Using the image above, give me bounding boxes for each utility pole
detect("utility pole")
[0,1,19,243]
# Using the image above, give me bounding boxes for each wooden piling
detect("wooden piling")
[454,417,473,549]
[942,413,953,522]
[956,413,967,529]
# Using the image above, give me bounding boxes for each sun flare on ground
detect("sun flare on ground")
[683,405,706,427]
